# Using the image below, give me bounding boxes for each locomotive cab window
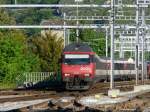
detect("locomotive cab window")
[63,54,91,65]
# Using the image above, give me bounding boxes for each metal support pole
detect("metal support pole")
[142,32,145,84]
[141,7,145,84]
[15,0,17,4]
[76,1,79,42]
[67,29,70,45]
[110,0,115,89]
[145,50,148,80]
[119,34,124,58]
[119,35,122,58]
[131,37,133,57]
[135,45,139,85]
[76,24,79,42]
[135,1,139,85]
[64,13,66,46]
[106,28,108,57]
[117,0,123,16]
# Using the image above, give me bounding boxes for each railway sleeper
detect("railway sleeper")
[47,99,85,111]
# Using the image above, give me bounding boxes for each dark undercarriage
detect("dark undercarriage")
[63,77,93,90]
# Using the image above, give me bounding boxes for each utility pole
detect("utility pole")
[141,7,145,84]
[117,0,123,16]
[76,1,79,42]
[15,0,17,4]
[106,28,108,57]
[75,0,83,42]
[119,34,124,58]
[63,13,66,46]
[75,0,80,42]
[142,30,145,84]
[135,0,139,85]
[110,0,115,89]
[67,29,70,45]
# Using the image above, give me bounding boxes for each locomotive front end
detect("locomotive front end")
[61,43,95,90]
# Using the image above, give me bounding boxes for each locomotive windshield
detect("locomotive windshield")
[64,54,90,65]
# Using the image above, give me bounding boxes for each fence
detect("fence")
[16,72,61,87]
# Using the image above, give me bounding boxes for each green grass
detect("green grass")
[0,83,16,90]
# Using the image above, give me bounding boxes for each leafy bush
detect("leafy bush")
[30,31,64,72]
[0,31,41,83]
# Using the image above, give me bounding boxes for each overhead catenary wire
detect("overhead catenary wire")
[0,4,148,8]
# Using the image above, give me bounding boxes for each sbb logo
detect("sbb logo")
[80,67,90,71]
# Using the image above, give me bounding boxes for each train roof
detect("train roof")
[99,57,129,61]
[63,43,93,52]
[95,55,135,64]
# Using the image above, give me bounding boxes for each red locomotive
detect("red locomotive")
[61,43,96,90]
[61,43,150,90]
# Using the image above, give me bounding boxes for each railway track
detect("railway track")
[0,80,149,103]
[0,80,149,111]
[0,92,59,103]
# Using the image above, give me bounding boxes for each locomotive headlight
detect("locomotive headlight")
[64,74,70,77]
[84,74,90,77]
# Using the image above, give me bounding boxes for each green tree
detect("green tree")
[31,31,64,72]
[0,8,16,35]
[0,9,15,25]
[0,31,41,83]
[70,29,106,56]
[81,29,106,56]
[11,7,60,36]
